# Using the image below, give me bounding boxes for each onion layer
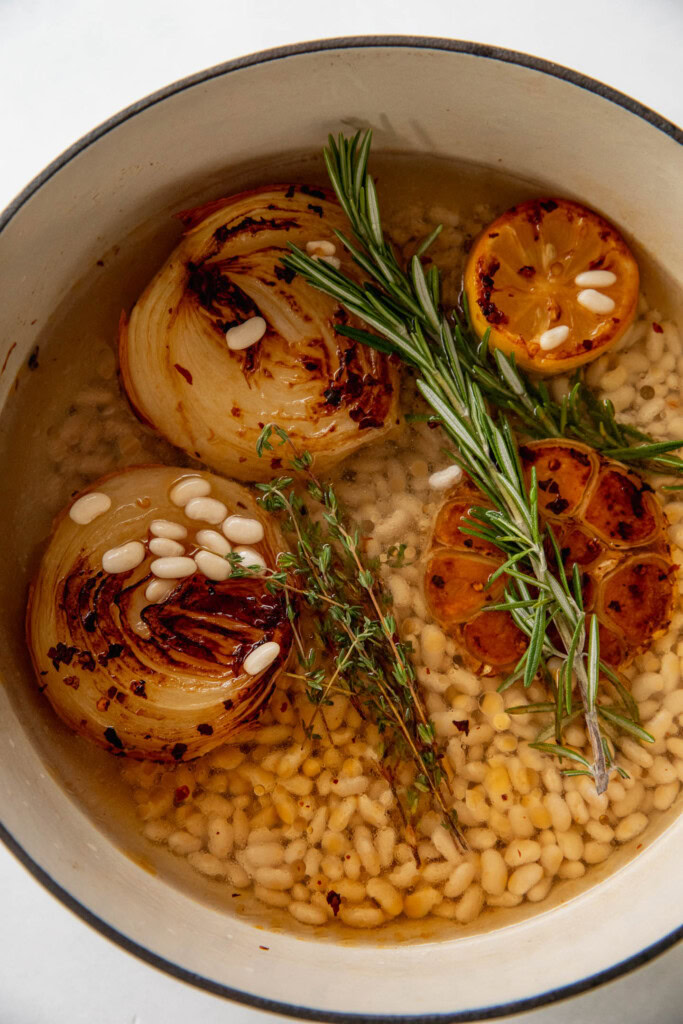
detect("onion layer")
[119,185,400,480]
[26,466,292,760]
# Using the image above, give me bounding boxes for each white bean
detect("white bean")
[508,863,543,896]
[149,537,185,557]
[615,813,648,843]
[481,849,507,896]
[233,546,267,572]
[195,549,231,581]
[185,496,228,524]
[102,541,145,573]
[577,289,615,314]
[170,476,211,506]
[196,529,231,556]
[151,556,196,578]
[226,316,267,351]
[69,491,111,524]
[150,519,188,540]
[222,515,264,544]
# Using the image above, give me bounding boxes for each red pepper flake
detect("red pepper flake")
[96,697,110,712]
[280,702,288,713]
[174,785,190,805]
[326,890,342,916]
[453,720,470,736]
[259,945,270,951]
[62,675,80,689]
[652,322,663,333]
[174,363,193,384]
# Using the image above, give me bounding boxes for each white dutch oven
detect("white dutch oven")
[0,37,681,1022]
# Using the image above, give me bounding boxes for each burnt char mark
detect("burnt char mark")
[323,386,343,407]
[213,215,300,245]
[174,364,193,385]
[77,651,96,671]
[98,643,124,666]
[83,611,97,633]
[476,256,508,326]
[171,743,187,760]
[322,342,394,428]
[47,642,78,671]
[274,264,296,284]
[524,198,560,240]
[186,262,258,318]
[307,204,324,218]
[139,574,290,669]
[546,496,570,516]
[104,727,124,750]
[300,185,326,200]
[519,444,590,469]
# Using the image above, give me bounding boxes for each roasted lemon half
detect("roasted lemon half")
[464,198,639,375]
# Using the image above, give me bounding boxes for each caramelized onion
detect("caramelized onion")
[119,185,400,480]
[424,440,675,673]
[26,466,292,760]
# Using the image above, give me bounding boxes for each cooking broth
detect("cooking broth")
[2,150,682,938]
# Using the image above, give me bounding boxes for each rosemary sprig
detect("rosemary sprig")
[452,299,683,478]
[250,424,465,847]
[279,130,657,792]
[302,129,683,477]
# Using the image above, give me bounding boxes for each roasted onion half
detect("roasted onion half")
[424,440,675,674]
[119,184,400,480]
[26,466,292,760]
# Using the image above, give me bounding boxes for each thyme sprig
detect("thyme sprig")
[280,130,657,792]
[250,424,465,846]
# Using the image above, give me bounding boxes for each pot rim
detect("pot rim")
[1,34,681,1023]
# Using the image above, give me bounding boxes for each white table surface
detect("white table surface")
[1,2,682,1022]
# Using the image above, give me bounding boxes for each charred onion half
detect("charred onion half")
[119,184,400,481]
[26,466,292,760]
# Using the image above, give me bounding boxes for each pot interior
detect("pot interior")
[0,41,681,1019]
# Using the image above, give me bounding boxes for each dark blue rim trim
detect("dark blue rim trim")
[1,34,681,1023]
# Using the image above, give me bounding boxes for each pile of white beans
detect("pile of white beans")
[122,300,683,930]
[43,216,683,933]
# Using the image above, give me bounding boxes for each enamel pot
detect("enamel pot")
[0,37,681,1023]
